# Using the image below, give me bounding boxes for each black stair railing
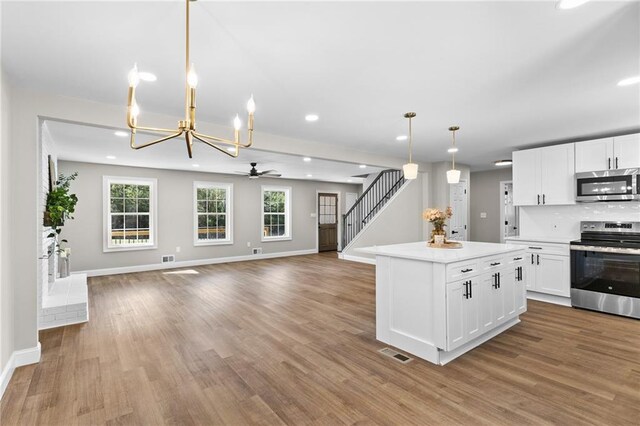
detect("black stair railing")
[342,169,406,249]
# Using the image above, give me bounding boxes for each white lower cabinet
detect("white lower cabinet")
[446,278,481,350]
[507,240,571,299]
[446,253,527,351]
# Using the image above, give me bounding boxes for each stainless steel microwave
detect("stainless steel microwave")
[575,169,639,202]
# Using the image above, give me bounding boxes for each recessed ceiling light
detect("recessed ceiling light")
[359,164,367,169]
[396,135,408,141]
[306,174,313,178]
[617,75,640,87]
[138,72,157,82]
[106,155,116,160]
[192,164,200,168]
[447,147,459,153]
[226,147,236,153]
[303,157,311,162]
[494,159,513,167]
[556,0,589,10]
[114,131,128,137]
[305,114,319,122]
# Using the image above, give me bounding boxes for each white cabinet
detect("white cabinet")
[513,144,575,206]
[614,134,640,169]
[575,134,640,172]
[446,252,527,351]
[513,149,539,206]
[575,138,613,172]
[507,240,570,298]
[446,278,481,350]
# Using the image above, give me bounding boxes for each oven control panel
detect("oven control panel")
[581,221,640,233]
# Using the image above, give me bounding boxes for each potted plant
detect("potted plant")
[44,172,78,228]
[422,206,453,244]
[45,172,78,278]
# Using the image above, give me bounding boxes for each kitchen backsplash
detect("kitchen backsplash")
[519,202,640,239]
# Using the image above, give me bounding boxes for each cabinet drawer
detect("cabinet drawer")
[509,253,526,264]
[446,261,479,281]
[480,256,509,271]
[508,241,569,257]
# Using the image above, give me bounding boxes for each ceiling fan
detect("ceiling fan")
[236,162,281,179]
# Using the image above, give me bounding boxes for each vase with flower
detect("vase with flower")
[422,207,453,245]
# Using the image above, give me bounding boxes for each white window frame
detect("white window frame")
[261,185,292,242]
[193,181,233,246]
[103,176,158,252]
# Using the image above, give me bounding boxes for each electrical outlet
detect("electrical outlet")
[480,212,487,219]
[176,246,181,253]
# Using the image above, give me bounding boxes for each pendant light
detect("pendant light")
[447,126,461,184]
[402,112,418,180]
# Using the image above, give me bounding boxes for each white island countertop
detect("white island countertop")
[357,241,524,264]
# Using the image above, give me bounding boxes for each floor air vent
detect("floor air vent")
[378,347,413,364]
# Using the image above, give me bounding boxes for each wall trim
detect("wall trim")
[76,248,319,277]
[338,253,376,265]
[0,343,41,401]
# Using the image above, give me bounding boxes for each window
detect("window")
[103,176,157,251]
[262,186,291,241]
[194,182,233,245]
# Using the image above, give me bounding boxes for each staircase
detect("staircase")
[342,169,406,250]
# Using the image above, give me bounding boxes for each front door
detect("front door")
[449,180,468,241]
[318,193,338,252]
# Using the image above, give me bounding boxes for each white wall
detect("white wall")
[519,203,640,239]
[58,160,360,272]
[342,173,427,260]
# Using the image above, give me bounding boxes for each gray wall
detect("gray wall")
[59,160,360,272]
[470,168,513,243]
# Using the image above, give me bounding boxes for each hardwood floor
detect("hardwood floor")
[2,253,639,425]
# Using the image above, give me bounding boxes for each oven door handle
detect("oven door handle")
[570,245,640,255]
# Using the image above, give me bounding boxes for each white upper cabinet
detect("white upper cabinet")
[575,138,613,172]
[513,144,575,206]
[575,134,640,172]
[613,134,640,170]
[512,149,540,206]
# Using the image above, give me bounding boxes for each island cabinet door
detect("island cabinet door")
[492,272,506,324]
[502,268,517,319]
[524,252,538,291]
[445,278,481,351]
[515,265,527,314]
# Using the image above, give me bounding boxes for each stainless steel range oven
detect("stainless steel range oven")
[570,221,640,319]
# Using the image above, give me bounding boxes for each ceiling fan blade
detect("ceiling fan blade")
[234,171,250,175]
[259,170,276,174]
[262,173,282,178]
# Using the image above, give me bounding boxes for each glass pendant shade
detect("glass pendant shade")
[403,163,419,180]
[447,169,461,184]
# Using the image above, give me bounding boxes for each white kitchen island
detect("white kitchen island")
[358,241,527,365]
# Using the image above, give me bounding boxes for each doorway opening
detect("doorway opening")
[500,181,519,243]
[318,192,339,252]
[448,179,468,241]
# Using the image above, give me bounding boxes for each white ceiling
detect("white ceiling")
[3,1,640,170]
[45,119,384,183]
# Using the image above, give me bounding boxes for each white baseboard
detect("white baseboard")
[338,253,376,265]
[0,343,41,401]
[527,291,571,307]
[76,249,319,277]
